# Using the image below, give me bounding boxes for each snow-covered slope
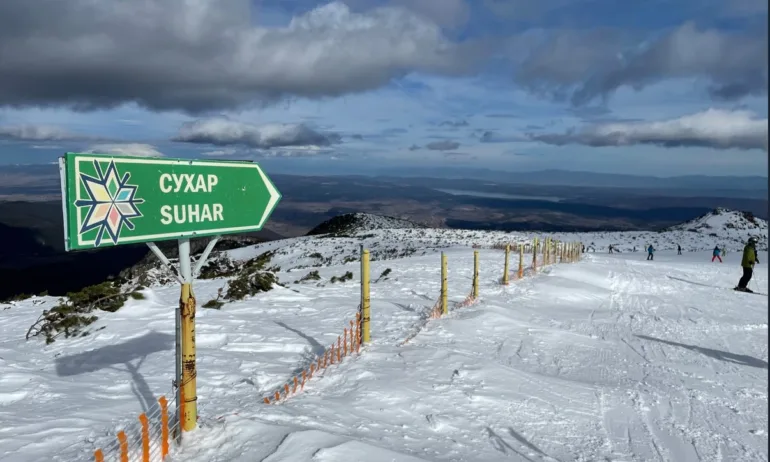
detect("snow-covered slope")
[0,214,768,462]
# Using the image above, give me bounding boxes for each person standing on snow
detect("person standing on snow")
[677,244,682,255]
[735,237,759,292]
[712,246,722,263]
[646,244,655,261]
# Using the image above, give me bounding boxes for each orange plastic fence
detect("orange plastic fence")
[263,315,362,404]
[93,396,172,462]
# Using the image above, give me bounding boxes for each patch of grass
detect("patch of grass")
[295,270,321,284]
[375,268,392,282]
[330,271,354,284]
[1,292,33,303]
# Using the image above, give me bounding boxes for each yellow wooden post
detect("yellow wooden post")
[472,250,479,299]
[179,282,197,431]
[361,249,371,343]
[518,246,524,279]
[503,244,510,285]
[441,253,448,315]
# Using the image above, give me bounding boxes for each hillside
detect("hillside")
[306,212,426,236]
[665,207,767,241]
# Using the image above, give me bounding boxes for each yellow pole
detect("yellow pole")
[441,253,448,315]
[472,250,479,299]
[179,282,196,431]
[362,249,371,343]
[503,244,510,285]
[518,246,524,279]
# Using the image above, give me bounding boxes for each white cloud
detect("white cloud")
[0,124,87,141]
[85,143,165,157]
[530,108,769,151]
[173,118,341,149]
[201,148,238,157]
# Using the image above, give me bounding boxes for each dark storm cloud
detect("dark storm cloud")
[425,140,460,151]
[0,0,483,114]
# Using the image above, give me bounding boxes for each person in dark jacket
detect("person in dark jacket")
[677,244,682,255]
[646,245,654,261]
[735,237,759,292]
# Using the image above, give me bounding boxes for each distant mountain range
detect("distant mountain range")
[373,166,768,195]
[1,164,766,198]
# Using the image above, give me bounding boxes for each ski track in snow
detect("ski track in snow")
[0,228,767,462]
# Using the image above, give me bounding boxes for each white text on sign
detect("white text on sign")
[160,204,224,224]
[159,173,219,193]
[159,173,224,225]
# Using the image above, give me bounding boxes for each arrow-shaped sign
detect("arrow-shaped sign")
[59,152,282,251]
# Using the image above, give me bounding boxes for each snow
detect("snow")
[0,220,768,461]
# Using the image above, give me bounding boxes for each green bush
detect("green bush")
[225,272,277,301]
[295,270,321,284]
[26,281,131,344]
[203,299,224,309]
[330,271,354,283]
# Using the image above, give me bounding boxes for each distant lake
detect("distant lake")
[435,188,563,203]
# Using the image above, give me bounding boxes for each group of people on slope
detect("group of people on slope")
[620,239,760,293]
[608,244,656,260]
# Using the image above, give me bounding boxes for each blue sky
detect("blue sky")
[0,0,766,177]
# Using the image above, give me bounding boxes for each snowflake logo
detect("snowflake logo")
[74,160,145,247]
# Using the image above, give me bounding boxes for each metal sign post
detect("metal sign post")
[58,152,282,436]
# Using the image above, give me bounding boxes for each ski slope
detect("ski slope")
[0,236,767,461]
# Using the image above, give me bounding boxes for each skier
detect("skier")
[735,237,759,292]
[712,246,722,263]
[609,244,613,254]
[646,244,655,261]
[677,244,682,255]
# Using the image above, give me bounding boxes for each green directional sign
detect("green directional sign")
[59,152,281,251]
